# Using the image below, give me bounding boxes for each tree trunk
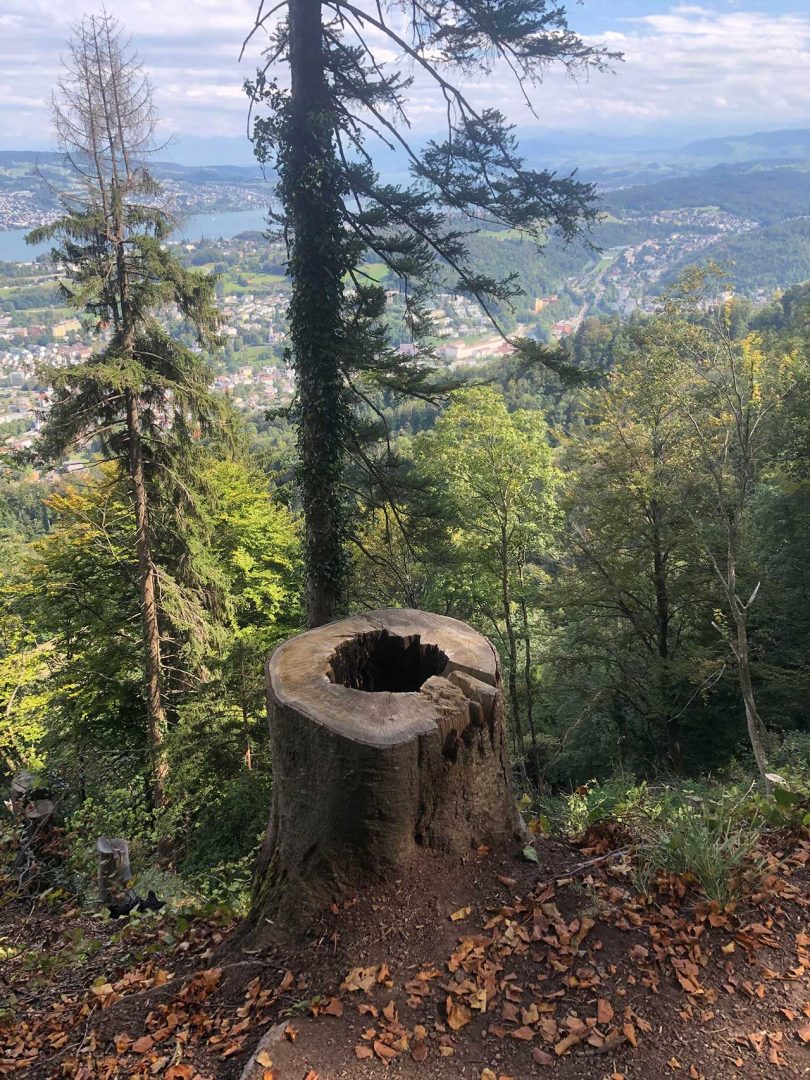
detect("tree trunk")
[125,389,168,810]
[651,508,681,770]
[730,606,771,794]
[249,609,522,929]
[288,0,348,628]
[499,524,521,751]
[518,586,541,786]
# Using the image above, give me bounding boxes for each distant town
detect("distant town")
[0,192,798,458]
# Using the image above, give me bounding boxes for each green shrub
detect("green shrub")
[632,789,766,904]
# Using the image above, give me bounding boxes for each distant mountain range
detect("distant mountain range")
[604,162,810,226]
[4,125,809,179]
[0,149,264,186]
[682,129,810,163]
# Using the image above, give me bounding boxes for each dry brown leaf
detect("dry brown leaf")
[131,1036,154,1054]
[383,1000,398,1022]
[323,997,343,1017]
[450,906,472,921]
[797,1025,810,1044]
[531,1048,554,1066]
[411,1041,428,1062]
[256,1050,273,1068]
[165,1068,195,1080]
[510,1026,535,1041]
[354,1044,373,1059]
[597,998,614,1024]
[284,1024,298,1043]
[374,1039,399,1061]
[342,966,378,993]
[623,1023,638,1048]
[446,995,472,1032]
[554,1033,580,1056]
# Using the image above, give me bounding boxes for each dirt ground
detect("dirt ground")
[1,827,809,1080]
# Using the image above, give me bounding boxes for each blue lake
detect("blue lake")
[0,208,272,263]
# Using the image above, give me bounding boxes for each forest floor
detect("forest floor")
[1,825,809,1080]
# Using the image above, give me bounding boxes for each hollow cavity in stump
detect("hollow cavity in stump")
[249,608,521,930]
[328,629,448,693]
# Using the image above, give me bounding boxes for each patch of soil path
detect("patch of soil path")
[2,831,809,1080]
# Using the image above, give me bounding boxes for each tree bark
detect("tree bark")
[126,389,168,810]
[249,609,522,930]
[730,605,771,794]
[288,0,347,627]
[518,585,541,786]
[651,503,681,770]
[499,523,522,751]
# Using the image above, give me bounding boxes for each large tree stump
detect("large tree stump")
[251,608,521,927]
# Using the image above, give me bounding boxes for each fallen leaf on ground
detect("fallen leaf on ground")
[532,1048,554,1066]
[374,1039,399,1061]
[165,1068,195,1080]
[597,998,614,1024]
[555,1033,580,1055]
[511,1026,535,1041]
[447,995,472,1031]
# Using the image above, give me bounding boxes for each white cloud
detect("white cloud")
[0,3,807,144]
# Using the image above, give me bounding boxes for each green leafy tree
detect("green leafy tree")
[413,387,559,768]
[645,270,798,791]
[29,14,227,807]
[245,0,619,625]
[11,473,146,774]
[205,458,302,767]
[559,344,716,771]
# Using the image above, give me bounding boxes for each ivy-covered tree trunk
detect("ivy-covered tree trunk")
[288,0,349,627]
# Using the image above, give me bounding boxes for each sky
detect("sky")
[0,1,808,162]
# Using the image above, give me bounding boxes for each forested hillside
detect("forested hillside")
[662,216,810,293]
[606,162,810,224]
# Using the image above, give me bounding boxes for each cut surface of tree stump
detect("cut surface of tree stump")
[251,608,520,927]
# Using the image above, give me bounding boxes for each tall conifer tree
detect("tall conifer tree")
[245,0,619,626]
[29,14,226,807]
